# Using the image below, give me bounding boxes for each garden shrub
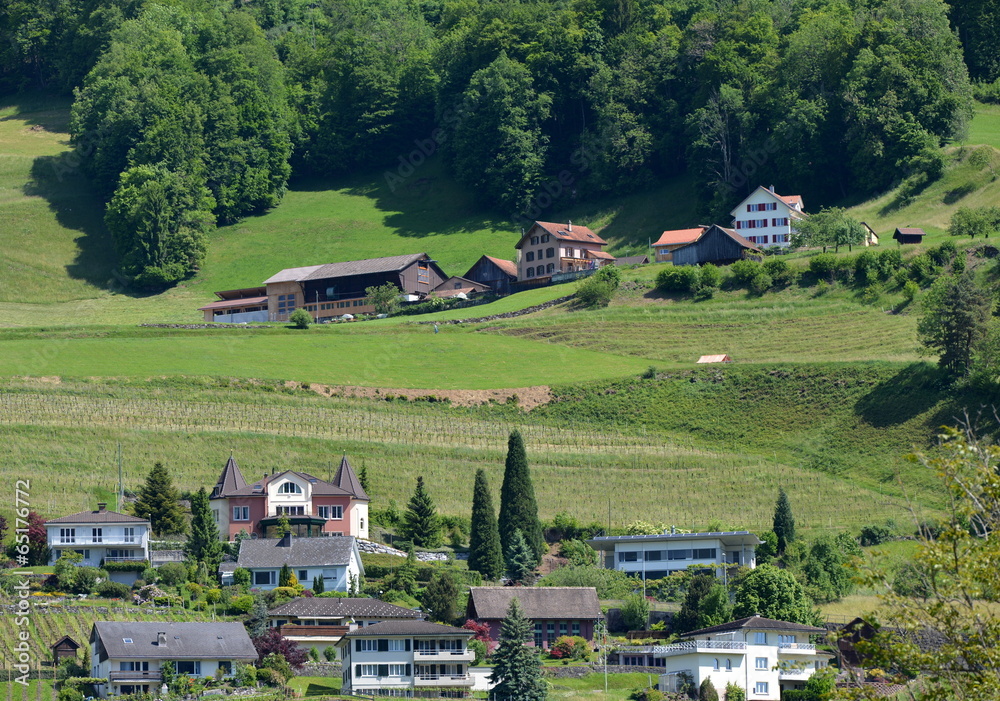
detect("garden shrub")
[289,308,312,329]
[323,646,337,662]
[656,266,700,293]
[96,581,131,599]
[230,594,255,614]
[762,257,794,287]
[854,250,879,284]
[255,667,284,687]
[576,277,615,308]
[729,259,761,285]
[748,271,773,295]
[859,523,893,546]
[877,248,903,278]
[808,253,838,279]
[158,562,187,586]
[699,263,722,289]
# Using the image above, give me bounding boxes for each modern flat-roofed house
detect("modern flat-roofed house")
[730,186,806,248]
[209,455,369,541]
[462,255,518,296]
[515,221,614,282]
[654,228,707,262]
[465,587,601,649]
[587,531,760,580]
[267,597,424,652]
[652,616,832,700]
[232,533,364,592]
[90,621,257,698]
[338,620,476,696]
[45,504,150,584]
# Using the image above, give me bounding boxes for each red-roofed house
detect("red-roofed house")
[515,221,614,281]
[653,228,707,262]
[209,455,369,541]
[730,186,806,248]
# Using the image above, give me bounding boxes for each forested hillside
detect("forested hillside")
[0,0,983,290]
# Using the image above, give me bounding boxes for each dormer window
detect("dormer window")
[278,482,302,494]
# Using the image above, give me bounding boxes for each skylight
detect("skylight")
[123,638,133,644]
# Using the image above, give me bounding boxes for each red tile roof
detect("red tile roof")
[779,194,803,207]
[654,228,706,247]
[526,221,607,246]
[587,250,616,260]
[483,256,518,278]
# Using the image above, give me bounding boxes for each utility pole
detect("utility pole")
[117,442,123,512]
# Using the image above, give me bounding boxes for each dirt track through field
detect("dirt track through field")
[296,382,552,409]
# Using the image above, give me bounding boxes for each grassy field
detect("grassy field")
[548,673,657,701]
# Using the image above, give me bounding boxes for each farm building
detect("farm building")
[697,354,732,364]
[463,255,518,295]
[653,228,706,262]
[671,225,761,266]
[431,276,491,299]
[615,255,650,266]
[860,223,880,246]
[51,636,81,663]
[893,227,926,244]
[730,185,806,248]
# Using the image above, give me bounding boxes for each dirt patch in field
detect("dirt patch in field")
[287,381,552,409]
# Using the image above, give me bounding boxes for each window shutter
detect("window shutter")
[405,664,411,677]
[354,665,360,678]
[355,640,361,652]
[378,639,389,652]
[405,639,411,652]
[378,664,389,677]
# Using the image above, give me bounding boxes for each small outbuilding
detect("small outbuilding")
[615,255,650,266]
[697,354,732,364]
[463,255,518,296]
[671,225,761,266]
[893,227,926,244]
[51,636,81,663]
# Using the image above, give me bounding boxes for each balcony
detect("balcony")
[645,640,746,657]
[102,556,148,563]
[57,538,141,546]
[413,674,474,687]
[778,668,810,679]
[413,649,475,663]
[778,643,816,652]
[109,671,162,683]
[279,624,350,639]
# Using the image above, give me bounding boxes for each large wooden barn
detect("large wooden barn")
[671,225,761,266]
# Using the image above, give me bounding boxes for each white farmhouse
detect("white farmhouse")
[587,530,760,580]
[45,503,151,584]
[730,186,806,248]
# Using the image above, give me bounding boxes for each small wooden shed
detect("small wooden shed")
[51,635,80,662]
[697,354,733,364]
[893,227,926,244]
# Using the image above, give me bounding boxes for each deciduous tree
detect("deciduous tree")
[733,564,816,624]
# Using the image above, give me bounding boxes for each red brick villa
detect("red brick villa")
[209,455,369,541]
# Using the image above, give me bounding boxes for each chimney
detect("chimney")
[769,184,775,193]
[278,533,292,548]
[568,220,572,231]
[157,632,167,646]
[670,525,676,535]
[97,503,107,513]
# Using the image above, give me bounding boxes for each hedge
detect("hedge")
[101,560,149,572]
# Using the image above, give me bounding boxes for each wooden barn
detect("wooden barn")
[51,635,80,663]
[463,255,518,295]
[671,225,761,266]
[893,227,926,244]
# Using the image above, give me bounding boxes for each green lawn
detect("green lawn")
[287,676,342,698]
[549,672,657,701]
[967,102,1000,149]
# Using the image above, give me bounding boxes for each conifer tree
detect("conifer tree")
[401,476,442,548]
[133,462,186,536]
[185,487,224,574]
[772,488,796,554]
[358,462,370,494]
[312,575,325,594]
[489,598,546,701]
[421,570,461,624]
[498,430,545,562]
[279,563,294,588]
[468,469,504,581]
[505,529,537,585]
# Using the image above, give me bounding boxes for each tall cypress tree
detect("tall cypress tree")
[133,462,186,536]
[401,476,442,548]
[498,430,545,562]
[489,598,546,701]
[185,487,224,572]
[468,469,504,581]
[773,488,796,554]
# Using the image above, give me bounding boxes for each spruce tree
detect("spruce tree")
[468,469,504,581]
[498,430,545,562]
[185,487,224,573]
[401,476,442,548]
[133,462,186,536]
[279,563,294,588]
[505,529,537,585]
[421,570,461,624]
[489,598,546,701]
[359,462,370,494]
[772,488,796,554]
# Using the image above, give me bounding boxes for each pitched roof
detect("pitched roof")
[264,265,325,285]
[46,508,149,525]
[198,296,268,312]
[730,187,805,217]
[673,225,761,254]
[587,250,616,260]
[51,636,81,650]
[697,354,732,364]
[681,616,826,637]
[614,255,649,266]
[302,254,429,281]
[211,456,248,499]
[223,469,358,498]
[332,456,369,500]
[482,256,518,278]
[236,536,358,569]
[432,276,490,293]
[468,587,601,620]
[91,622,257,660]
[518,222,607,248]
[894,227,926,236]
[654,228,706,247]
[778,194,803,207]
[268,597,423,619]
[343,620,471,638]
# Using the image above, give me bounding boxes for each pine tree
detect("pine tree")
[772,488,796,554]
[185,487,224,573]
[468,469,504,581]
[359,461,370,494]
[401,476,442,548]
[489,598,546,701]
[498,430,545,563]
[279,563,294,588]
[133,462,186,536]
[505,529,537,585]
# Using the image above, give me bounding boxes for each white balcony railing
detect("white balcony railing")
[57,538,139,546]
[779,643,816,651]
[628,640,747,657]
[414,649,470,657]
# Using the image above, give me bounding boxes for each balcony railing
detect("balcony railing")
[278,624,350,638]
[413,674,474,686]
[414,649,470,657]
[57,538,140,546]
[109,671,162,682]
[102,556,147,563]
[778,643,816,651]
[627,640,746,657]
[778,668,809,678]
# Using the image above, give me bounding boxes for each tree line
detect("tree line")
[0,0,980,289]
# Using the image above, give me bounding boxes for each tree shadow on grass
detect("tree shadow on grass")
[853,363,949,428]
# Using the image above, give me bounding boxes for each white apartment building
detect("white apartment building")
[587,530,761,580]
[45,503,150,584]
[730,186,806,248]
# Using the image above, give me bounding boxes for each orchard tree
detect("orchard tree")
[917,272,994,377]
[364,283,401,315]
[489,598,546,701]
[498,430,544,562]
[468,469,504,581]
[948,206,1000,239]
[401,476,442,548]
[133,462,186,536]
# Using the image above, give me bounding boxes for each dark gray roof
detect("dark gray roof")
[681,616,826,637]
[46,508,149,525]
[224,470,356,498]
[343,620,472,638]
[332,456,368,500]
[588,531,762,550]
[211,456,248,499]
[302,253,429,281]
[91,622,257,660]
[236,535,358,569]
[468,587,601,621]
[614,255,649,266]
[268,597,422,619]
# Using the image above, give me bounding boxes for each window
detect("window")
[755,657,768,670]
[541,234,550,243]
[123,638,133,644]
[359,664,378,677]
[546,263,555,273]
[726,659,732,671]
[559,623,568,636]
[218,661,232,675]
[388,664,406,676]
[526,251,535,262]
[254,570,276,586]
[755,682,768,695]
[530,236,540,245]
[778,635,795,645]
[526,267,535,277]
[713,658,720,671]
[546,247,555,258]
[417,265,430,284]
[232,506,249,521]
[276,506,304,515]
[667,549,691,560]
[572,622,580,636]
[123,527,136,543]
[176,661,201,675]
[618,552,639,562]
[772,217,788,226]
[212,510,219,523]
[388,639,406,651]
[92,528,102,543]
[59,528,75,544]
[755,632,767,645]
[645,550,663,561]
[120,662,149,671]
[278,482,302,494]
[534,623,543,647]
[693,548,717,559]
[358,639,378,652]
[298,570,308,581]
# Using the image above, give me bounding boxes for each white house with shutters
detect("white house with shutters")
[730,186,806,248]
[616,617,833,700]
[45,503,150,583]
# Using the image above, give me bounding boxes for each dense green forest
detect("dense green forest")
[0,0,986,287]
